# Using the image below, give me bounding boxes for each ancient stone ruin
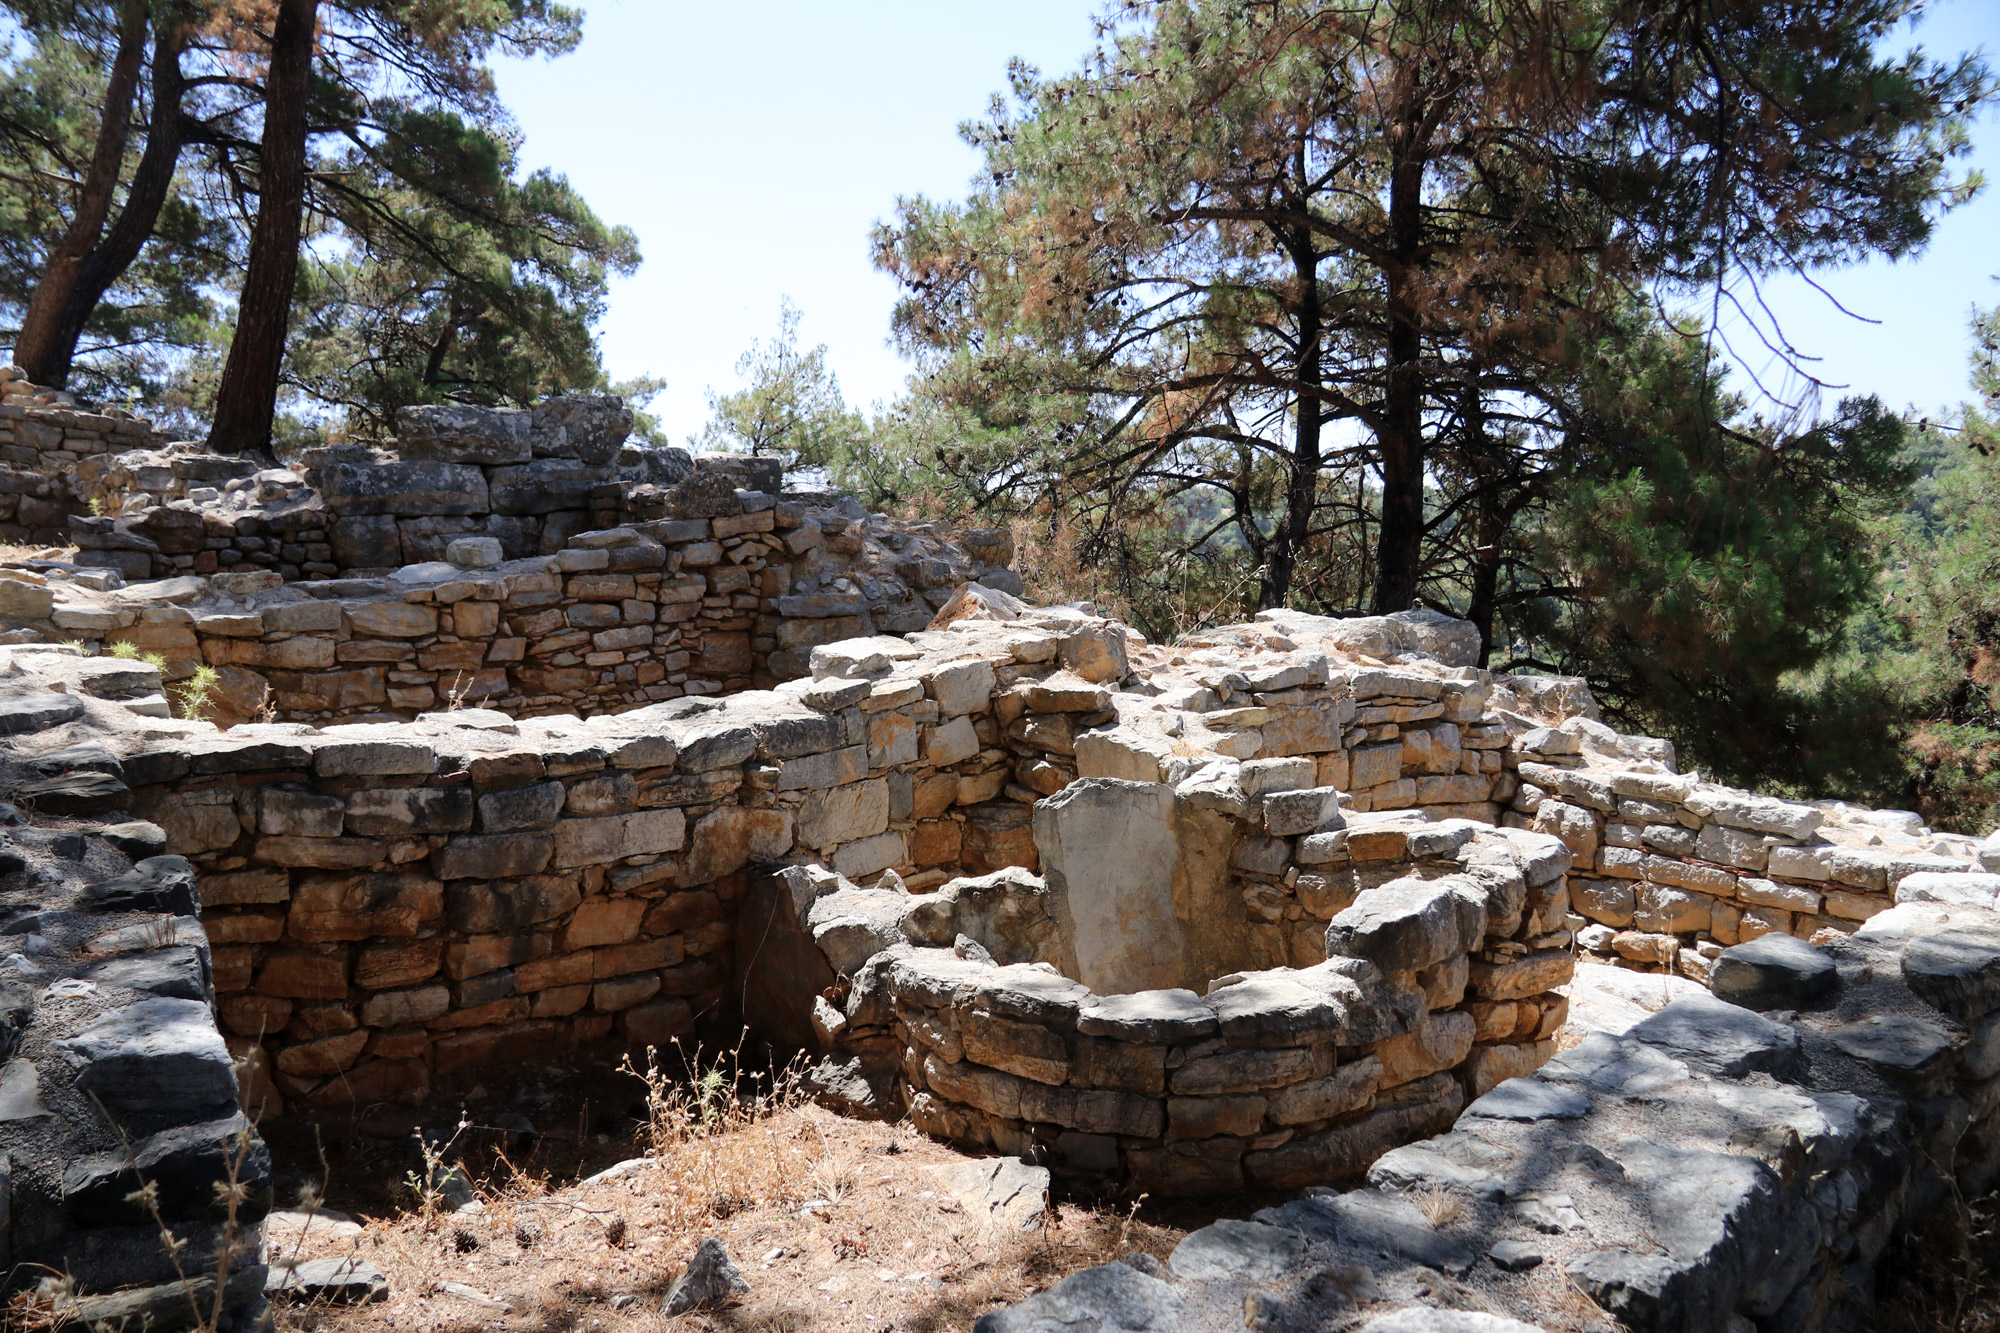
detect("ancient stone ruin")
[2,396,1999,1330]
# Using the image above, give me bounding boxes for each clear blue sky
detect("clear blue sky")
[494,0,2000,443]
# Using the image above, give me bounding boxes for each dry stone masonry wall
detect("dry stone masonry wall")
[775,805,1576,1196]
[0,647,268,1331]
[33,505,1011,724]
[980,899,2000,1333]
[0,369,169,545]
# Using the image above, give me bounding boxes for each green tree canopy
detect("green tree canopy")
[695,298,867,468]
[874,0,1990,624]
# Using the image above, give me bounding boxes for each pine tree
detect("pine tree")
[875,0,1990,618]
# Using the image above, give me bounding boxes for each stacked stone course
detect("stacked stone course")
[0,368,169,544]
[1507,737,1998,979]
[0,648,269,1331]
[985,896,2000,1333]
[783,812,1576,1196]
[29,504,1014,721]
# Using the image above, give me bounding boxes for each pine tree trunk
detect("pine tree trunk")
[1372,73,1427,616]
[12,0,149,384]
[1258,224,1323,611]
[208,0,319,454]
[1465,493,1508,668]
[39,17,193,389]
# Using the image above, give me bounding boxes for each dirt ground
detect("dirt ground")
[256,1046,1225,1333]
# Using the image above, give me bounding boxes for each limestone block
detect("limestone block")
[259,786,344,838]
[396,403,532,463]
[1071,1037,1168,1094]
[1694,821,1772,872]
[1264,1055,1382,1125]
[1571,878,1636,928]
[1076,988,1218,1042]
[924,715,980,767]
[925,658,997,715]
[1416,774,1493,805]
[355,939,444,989]
[433,832,554,881]
[775,744,868,790]
[1017,1082,1166,1138]
[314,738,436,777]
[1461,1039,1556,1097]
[831,830,905,880]
[962,1012,1071,1084]
[1643,855,1738,896]
[1060,622,1128,683]
[1375,1010,1477,1087]
[344,786,474,837]
[1168,1040,1328,1096]
[1738,877,1821,913]
[0,573,53,619]
[477,781,565,832]
[1822,889,1890,921]
[255,835,387,870]
[798,779,890,849]
[320,459,489,516]
[344,601,438,638]
[682,806,795,881]
[289,872,442,942]
[1532,800,1599,859]
[1032,778,1186,994]
[1326,878,1484,973]
[1074,727,1171,783]
[1167,1094,1266,1140]
[1020,673,1111,712]
[1188,992,1343,1065]
[552,809,685,867]
[867,711,919,767]
[1825,848,1891,891]
[360,986,450,1027]
[1350,743,1404,790]
[1635,882,1714,935]
[1684,787,1823,839]
[1263,786,1343,837]
[1467,949,1575,1001]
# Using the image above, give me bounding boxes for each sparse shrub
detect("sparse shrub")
[173,663,220,720]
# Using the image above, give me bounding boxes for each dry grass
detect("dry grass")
[0,542,71,565]
[1406,1182,1465,1230]
[266,1049,1189,1333]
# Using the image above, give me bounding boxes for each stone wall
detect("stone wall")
[100,614,1128,1116]
[52,398,1018,605]
[1509,743,1999,979]
[778,808,1575,1196]
[55,597,1988,1134]
[0,646,268,1330]
[982,900,2000,1333]
[0,369,168,545]
[32,510,1016,722]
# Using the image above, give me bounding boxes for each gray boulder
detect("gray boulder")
[660,1237,749,1315]
[268,1257,390,1305]
[319,459,488,516]
[1628,994,1803,1081]
[974,1259,1187,1332]
[532,394,633,464]
[395,404,532,464]
[1712,934,1838,1011]
[60,996,237,1124]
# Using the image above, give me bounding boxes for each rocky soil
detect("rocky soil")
[253,1061,1205,1333]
